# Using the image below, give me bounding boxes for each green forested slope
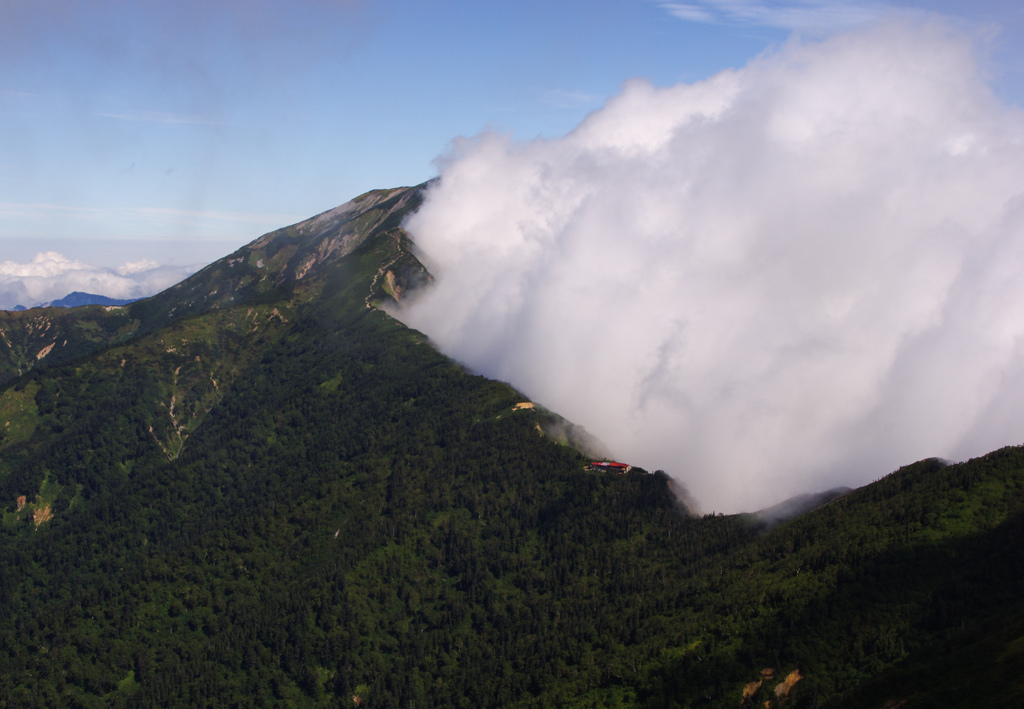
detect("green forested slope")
[635,453,1024,708]
[0,186,1023,708]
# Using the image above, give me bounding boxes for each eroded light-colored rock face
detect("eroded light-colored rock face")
[0,308,142,384]
[290,189,420,282]
[31,504,52,526]
[294,200,358,237]
[774,669,802,697]
[383,270,401,300]
[740,668,777,703]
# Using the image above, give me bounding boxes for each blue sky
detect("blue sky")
[6,1,1024,506]
[1,0,1023,271]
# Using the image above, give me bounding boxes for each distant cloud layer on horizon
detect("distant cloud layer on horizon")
[396,19,1024,513]
[0,252,196,310]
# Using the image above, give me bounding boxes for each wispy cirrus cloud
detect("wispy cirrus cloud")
[95,110,226,125]
[127,205,303,227]
[662,3,717,22]
[661,0,885,31]
[0,202,303,232]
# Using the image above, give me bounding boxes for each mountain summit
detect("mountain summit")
[0,186,1022,708]
[0,185,428,384]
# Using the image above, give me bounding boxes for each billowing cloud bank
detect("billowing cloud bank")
[0,252,196,310]
[395,19,1024,513]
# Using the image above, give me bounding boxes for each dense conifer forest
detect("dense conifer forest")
[0,186,1022,707]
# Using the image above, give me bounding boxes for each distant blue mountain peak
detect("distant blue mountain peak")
[8,292,140,311]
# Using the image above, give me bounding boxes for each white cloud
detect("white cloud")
[395,19,1024,513]
[116,259,159,275]
[0,252,93,279]
[0,252,196,309]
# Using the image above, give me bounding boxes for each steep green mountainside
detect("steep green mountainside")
[0,184,428,525]
[0,185,1022,708]
[0,185,426,386]
[638,454,1024,708]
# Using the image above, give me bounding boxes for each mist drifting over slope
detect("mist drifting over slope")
[396,19,1024,514]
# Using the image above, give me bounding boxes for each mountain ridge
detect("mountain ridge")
[0,185,428,386]
[0,184,1021,707]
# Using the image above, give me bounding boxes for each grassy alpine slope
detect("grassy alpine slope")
[0,185,1023,708]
